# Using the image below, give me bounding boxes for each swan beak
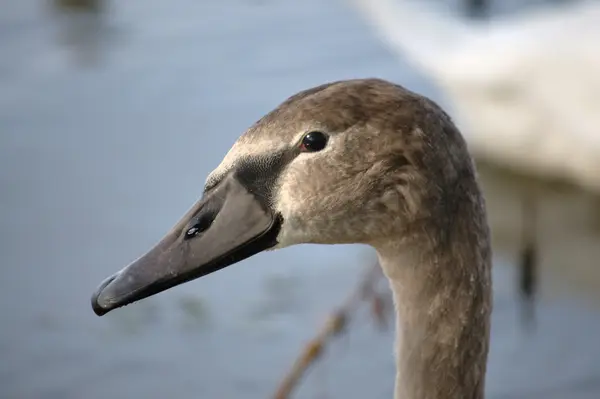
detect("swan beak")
[91,173,281,316]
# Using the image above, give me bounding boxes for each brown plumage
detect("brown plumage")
[92,78,492,399]
[211,78,492,398]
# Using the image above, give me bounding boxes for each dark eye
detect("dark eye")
[300,131,328,152]
[184,213,215,239]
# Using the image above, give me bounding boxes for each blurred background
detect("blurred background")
[1,0,599,398]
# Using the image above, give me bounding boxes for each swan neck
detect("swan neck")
[376,236,491,399]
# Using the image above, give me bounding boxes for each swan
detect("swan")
[91,78,492,399]
[351,0,600,193]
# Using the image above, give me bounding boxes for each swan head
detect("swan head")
[91,78,476,316]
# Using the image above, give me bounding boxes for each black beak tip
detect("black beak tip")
[91,274,118,317]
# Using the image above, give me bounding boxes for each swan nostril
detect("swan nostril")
[184,212,216,239]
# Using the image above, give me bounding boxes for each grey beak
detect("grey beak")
[91,173,281,316]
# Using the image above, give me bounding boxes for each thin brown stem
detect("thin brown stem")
[272,262,388,399]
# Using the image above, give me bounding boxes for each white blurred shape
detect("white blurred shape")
[352,0,600,192]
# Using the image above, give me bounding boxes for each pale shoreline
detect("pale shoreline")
[350,0,600,194]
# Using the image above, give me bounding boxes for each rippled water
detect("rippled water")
[1,1,599,398]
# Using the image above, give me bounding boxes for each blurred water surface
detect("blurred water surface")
[1,0,599,398]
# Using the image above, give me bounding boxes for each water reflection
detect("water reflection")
[48,0,117,67]
[104,299,161,336]
[177,295,212,331]
[479,162,600,305]
[248,274,302,321]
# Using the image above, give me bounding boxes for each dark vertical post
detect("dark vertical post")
[519,192,538,330]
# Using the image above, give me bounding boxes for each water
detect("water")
[1,0,599,398]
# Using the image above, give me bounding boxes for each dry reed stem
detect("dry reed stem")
[272,262,389,399]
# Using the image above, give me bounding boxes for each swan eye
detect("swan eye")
[300,131,328,152]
